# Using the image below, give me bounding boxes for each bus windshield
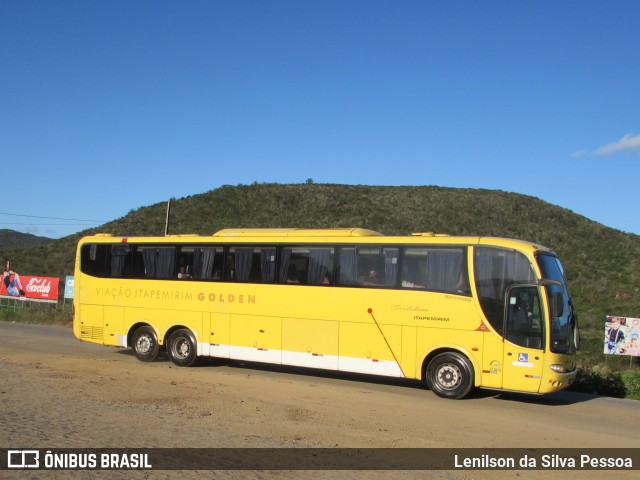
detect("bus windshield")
[536,254,576,353]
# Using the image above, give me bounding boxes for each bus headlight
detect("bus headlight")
[549,364,568,373]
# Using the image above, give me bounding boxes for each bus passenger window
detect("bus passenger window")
[401,247,467,293]
[133,246,176,279]
[286,264,301,283]
[227,247,276,283]
[179,246,223,281]
[80,244,110,277]
[347,247,398,287]
[474,247,537,335]
[401,249,427,289]
[278,247,334,285]
[308,248,334,285]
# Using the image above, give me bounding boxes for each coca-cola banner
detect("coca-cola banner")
[0,275,59,302]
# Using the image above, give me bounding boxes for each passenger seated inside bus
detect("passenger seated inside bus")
[456,271,470,294]
[400,265,424,288]
[177,265,191,279]
[287,265,301,284]
[361,268,384,286]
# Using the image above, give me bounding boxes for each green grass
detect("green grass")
[0,302,73,326]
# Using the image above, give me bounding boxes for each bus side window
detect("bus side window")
[135,246,176,279]
[189,247,222,280]
[401,247,467,293]
[279,248,308,285]
[308,248,334,285]
[351,247,398,287]
[227,247,276,283]
[401,249,427,289]
[474,247,537,335]
[80,244,109,277]
[424,249,466,293]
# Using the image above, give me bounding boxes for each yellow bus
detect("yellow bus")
[73,228,578,399]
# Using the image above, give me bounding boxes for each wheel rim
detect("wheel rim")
[136,334,153,354]
[436,363,462,390]
[174,337,191,359]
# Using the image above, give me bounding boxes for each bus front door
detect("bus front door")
[501,286,544,393]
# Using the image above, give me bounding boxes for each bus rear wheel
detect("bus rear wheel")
[426,352,474,399]
[167,328,198,367]
[131,326,160,362]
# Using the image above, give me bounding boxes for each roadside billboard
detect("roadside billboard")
[604,316,640,356]
[64,276,74,299]
[0,275,60,303]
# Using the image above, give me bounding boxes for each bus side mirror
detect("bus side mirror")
[553,291,564,317]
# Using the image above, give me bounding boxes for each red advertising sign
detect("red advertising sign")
[1,275,59,302]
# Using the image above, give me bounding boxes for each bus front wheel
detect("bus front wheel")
[426,352,474,399]
[131,326,160,362]
[167,329,198,367]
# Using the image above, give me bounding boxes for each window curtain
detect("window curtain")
[110,255,126,277]
[383,248,399,287]
[193,248,216,280]
[474,250,496,299]
[156,248,175,279]
[475,248,534,301]
[235,248,254,282]
[338,248,356,285]
[142,249,157,278]
[260,248,276,282]
[193,249,203,279]
[201,248,216,280]
[308,249,332,284]
[278,248,292,283]
[506,251,535,284]
[425,250,463,292]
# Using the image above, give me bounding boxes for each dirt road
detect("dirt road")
[1,321,638,480]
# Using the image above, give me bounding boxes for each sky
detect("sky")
[1,0,639,239]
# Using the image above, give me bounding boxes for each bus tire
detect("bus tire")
[426,352,474,399]
[131,326,160,362]
[167,328,198,367]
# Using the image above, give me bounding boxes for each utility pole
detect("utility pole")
[164,200,171,236]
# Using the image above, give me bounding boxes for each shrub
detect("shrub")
[619,371,640,400]
[571,366,626,398]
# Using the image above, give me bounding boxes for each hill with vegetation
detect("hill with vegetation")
[3,183,639,370]
[0,229,52,251]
